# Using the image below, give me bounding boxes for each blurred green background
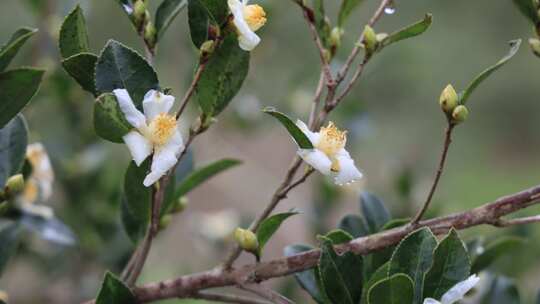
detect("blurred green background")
[1,0,540,303]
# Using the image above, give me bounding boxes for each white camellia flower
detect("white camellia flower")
[296,120,363,185]
[21,143,54,205]
[228,0,267,51]
[423,274,480,304]
[114,89,184,187]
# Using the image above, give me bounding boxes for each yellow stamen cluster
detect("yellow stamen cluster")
[243,4,266,31]
[316,122,347,172]
[148,114,177,146]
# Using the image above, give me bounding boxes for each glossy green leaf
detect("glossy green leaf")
[338,0,366,27]
[263,108,314,149]
[380,218,410,231]
[0,68,44,128]
[324,229,354,244]
[338,214,368,238]
[381,14,433,48]
[471,236,524,273]
[361,262,389,304]
[512,0,540,24]
[0,223,22,275]
[156,0,188,40]
[318,236,363,304]
[313,0,330,47]
[187,0,228,47]
[122,159,152,242]
[196,34,249,116]
[367,273,414,304]
[0,115,28,188]
[59,5,90,58]
[62,52,98,95]
[360,192,391,233]
[257,210,299,256]
[389,227,437,304]
[424,229,470,300]
[96,272,137,304]
[93,93,132,143]
[284,244,325,304]
[460,39,521,105]
[95,40,159,108]
[480,275,520,304]
[0,27,37,72]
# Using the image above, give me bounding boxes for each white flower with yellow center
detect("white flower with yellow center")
[114,89,184,187]
[423,274,480,304]
[296,120,363,185]
[21,143,54,205]
[228,0,267,51]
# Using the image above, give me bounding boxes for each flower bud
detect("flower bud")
[376,33,388,42]
[5,174,24,195]
[144,22,157,49]
[452,105,469,123]
[234,227,259,252]
[200,40,216,57]
[159,214,172,230]
[529,38,540,58]
[362,25,378,54]
[172,196,188,213]
[133,0,146,26]
[329,27,343,49]
[439,84,458,113]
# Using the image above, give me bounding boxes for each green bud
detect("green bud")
[159,214,173,230]
[376,33,388,42]
[362,25,378,54]
[529,38,540,58]
[200,40,216,57]
[439,84,458,113]
[329,27,343,49]
[5,174,24,195]
[322,48,331,63]
[144,22,157,49]
[133,0,146,26]
[452,105,469,123]
[234,228,259,252]
[172,196,188,213]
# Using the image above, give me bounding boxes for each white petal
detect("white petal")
[238,33,261,51]
[143,90,175,121]
[143,147,178,187]
[228,0,261,51]
[123,131,152,166]
[163,129,185,157]
[298,149,332,175]
[114,89,146,129]
[441,275,480,304]
[295,119,320,146]
[333,149,363,185]
[423,299,441,304]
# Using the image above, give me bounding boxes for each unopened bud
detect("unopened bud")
[529,38,540,58]
[362,25,378,54]
[234,228,259,252]
[330,27,343,49]
[5,174,24,194]
[172,197,188,213]
[452,105,469,123]
[376,33,388,42]
[159,214,172,230]
[144,22,157,49]
[133,0,146,26]
[322,48,331,63]
[439,84,458,113]
[200,40,216,57]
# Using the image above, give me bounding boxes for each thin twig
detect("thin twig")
[490,215,540,227]
[308,71,326,128]
[191,291,271,304]
[411,123,455,224]
[239,284,295,304]
[176,63,207,119]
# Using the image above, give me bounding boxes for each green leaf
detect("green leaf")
[122,159,152,242]
[263,108,314,149]
[460,39,521,105]
[156,0,188,40]
[0,27,37,72]
[95,40,159,108]
[424,229,470,300]
[93,93,132,143]
[0,68,44,128]
[361,262,389,304]
[313,0,330,48]
[62,52,98,95]
[380,218,410,231]
[257,210,299,256]
[367,273,414,304]
[284,244,325,304]
[338,214,368,238]
[324,229,354,244]
[512,0,540,24]
[338,0,366,27]
[187,0,228,47]
[360,192,391,233]
[0,114,28,188]
[59,5,90,58]
[196,34,249,116]
[388,227,437,304]
[0,223,22,276]
[381,14,433,48]
[96,272,137,304]
[318,236,363,304]
[471,236,524,273]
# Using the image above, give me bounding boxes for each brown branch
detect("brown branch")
[239,284,295,304]
[191,291,271,304]
[490,214,540,227]
[176,63,207,119]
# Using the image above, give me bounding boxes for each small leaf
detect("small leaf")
[187,0,228,47]
[460,39,521,105]
[338,214,369,238]
[96,272,137,304]
[62,52,98,95]
[156,0,188,40]
[284,244,325,304]
[0,114,28,187]
[0,27,37,72]
[59,5,90,58]
[324,229,354,244]
[263,108,314,149]
[338,0,367,27]
[380,218,410,231]
[381,14,433,48]
[360,192,391,233]
[361,262,389,304]
[388,227,437,304]
[511,0,540,24]
[0,223,22,276]
[95,40,159,108]
[367,273,414,304]
[318,236,363,304]
[196,34,249,116]
[424,229,470,300]
[0,68,44,128]
[93,93,132,143]
[122,159,152,242]
[257,210,299,256]
[313,0,330,47]
[471,236,525,273]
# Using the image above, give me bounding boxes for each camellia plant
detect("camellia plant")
[1,0,540,303]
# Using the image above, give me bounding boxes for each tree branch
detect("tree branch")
[191,291,271,304]
[239,284,295,304]
[176,63,207,119]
